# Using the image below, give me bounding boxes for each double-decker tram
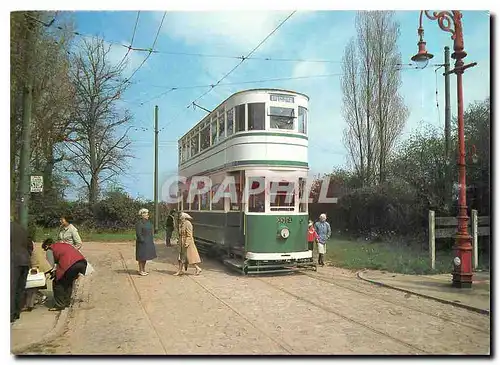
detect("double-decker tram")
[177,88,315,274]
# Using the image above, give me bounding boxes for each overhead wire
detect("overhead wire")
[117,11,141,69]
[123,11,167,85]
[186,10,297,109]
[130,63,420,134]
[131,63,419,107]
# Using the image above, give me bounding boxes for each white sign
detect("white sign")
[30,175,43,193]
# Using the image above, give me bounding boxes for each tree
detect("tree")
[11,11,75,216]
[341,11,408,186]
[29,13,76,200]
[65,37,133,205]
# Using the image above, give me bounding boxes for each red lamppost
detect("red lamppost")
[411,11,477,289]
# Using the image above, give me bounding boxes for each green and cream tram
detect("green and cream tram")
[177,88,315,274]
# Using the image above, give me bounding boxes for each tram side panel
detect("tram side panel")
[187,210,245,259]
[245,214,309,255]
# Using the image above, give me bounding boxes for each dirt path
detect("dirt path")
[35,242,490,355]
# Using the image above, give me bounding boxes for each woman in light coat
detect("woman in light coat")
[58,215,83,250]
[174,212,202,276]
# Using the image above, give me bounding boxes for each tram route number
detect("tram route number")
[276,217,292,224]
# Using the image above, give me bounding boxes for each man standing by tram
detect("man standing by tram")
[165,208,177,247]
[314,213,331,266]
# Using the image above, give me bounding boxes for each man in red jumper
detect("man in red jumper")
[42,239,87,311]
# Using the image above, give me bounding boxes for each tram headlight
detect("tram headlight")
[280,227,290,239]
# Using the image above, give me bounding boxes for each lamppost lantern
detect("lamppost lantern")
[411,27,434,69]
[412,10,477,289]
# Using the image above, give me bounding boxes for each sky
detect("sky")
[58,9,490,200]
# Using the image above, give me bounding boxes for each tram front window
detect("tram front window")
[248,177,265,213]
[270,181,295,212]
[269,107,295,130]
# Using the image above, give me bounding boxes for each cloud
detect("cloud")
[160,11,298,52]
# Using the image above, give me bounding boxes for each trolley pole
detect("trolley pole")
[18,13,35,229]
[154,105,159,234]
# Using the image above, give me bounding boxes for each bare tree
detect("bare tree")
[371,11,408,183]
[341,39,365,183]
[340,11,408,185]
[65,37,132,205]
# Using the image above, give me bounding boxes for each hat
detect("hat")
[319,213,326,220]
[180,212,193,220]
[308,221,313,227]
[138,208,149,216]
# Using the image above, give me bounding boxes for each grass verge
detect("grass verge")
[34,226,178,243]
[324,236,489,275]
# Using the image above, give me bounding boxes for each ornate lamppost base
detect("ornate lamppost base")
[451,233,473,289]
[452,277,472,288]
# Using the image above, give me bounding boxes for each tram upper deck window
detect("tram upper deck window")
[298,106,307,134]
[211,118,218,145]
[190,136,198,156]
[269,107,295,130]
[235,104,245,133]
[218,111,225,140]
[200,127,210,150]
[248,103,265,130]
[270,181,295,212]
[227,108,234,136]
[248,177,265,213]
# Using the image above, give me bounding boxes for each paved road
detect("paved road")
[32,242,490,355]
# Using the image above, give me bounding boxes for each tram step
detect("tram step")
[223,258,244,269]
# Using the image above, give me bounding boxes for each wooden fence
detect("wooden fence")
[428,210,490,270]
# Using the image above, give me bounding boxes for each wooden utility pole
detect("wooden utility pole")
[154,105,159,234]
[18,13,35,229]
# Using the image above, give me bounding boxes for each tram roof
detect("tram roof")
[178,88,309,142]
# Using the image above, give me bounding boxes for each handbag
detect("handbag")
[85,262,94,276]
[25,268,47,289]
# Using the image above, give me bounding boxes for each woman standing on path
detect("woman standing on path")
[174,212,202,276]
[58,215,83,250]
[135,208,157,276]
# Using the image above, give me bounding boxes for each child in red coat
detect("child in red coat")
[307,221,319,252]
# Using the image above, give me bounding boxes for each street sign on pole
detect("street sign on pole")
[30,175,43,193]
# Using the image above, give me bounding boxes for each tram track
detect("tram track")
[118,251,169,354]
[300,270,490,335]
[188,274,294,354]
[255,276,429,354]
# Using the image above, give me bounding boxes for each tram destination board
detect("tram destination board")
[270,93,294,103]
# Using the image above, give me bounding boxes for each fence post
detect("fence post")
[429,210,435,270]
[472,209,478,270]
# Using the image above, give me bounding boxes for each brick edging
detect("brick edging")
[356,271,490,316]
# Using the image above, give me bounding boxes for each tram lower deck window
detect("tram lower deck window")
[270,181,295,211]
[248,177,265,213]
